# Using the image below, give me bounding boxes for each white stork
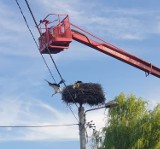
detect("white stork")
[45,79,64,96]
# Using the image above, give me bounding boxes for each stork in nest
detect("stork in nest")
[73,81,83,89]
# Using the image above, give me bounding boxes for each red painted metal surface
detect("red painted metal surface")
[38,14,160,78]
[38,14,72,54]
[71,29,160,78]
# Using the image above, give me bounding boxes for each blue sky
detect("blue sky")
[0,0,160,149]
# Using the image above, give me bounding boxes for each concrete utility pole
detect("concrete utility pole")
[78,100,118,149]
[78,106,86,149]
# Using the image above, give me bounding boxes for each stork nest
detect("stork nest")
[61,83,105,106]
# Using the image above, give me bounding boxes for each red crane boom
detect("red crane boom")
[38,14,160,78]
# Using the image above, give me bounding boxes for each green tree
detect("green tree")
[91,93,160,149]
[134,104,160,149]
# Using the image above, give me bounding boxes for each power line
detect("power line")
[23,0,80,109]
[15,0,56,83]
[24,0,64,79]
[0,123,78,128]
[15,0,38,48]
[24,0,41,34]
[16,0,79,121]
[24,0,69,88]
[67,104,79,121]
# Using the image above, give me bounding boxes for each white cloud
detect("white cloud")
[0,96,107,141]
[34,0,160,40]
[1,0,159,60]
[149,99,160,110]
[0,1,40,58]
[0,0,159,143]
[104,8,157,16]
[0,1,27,36]
[35,0,83,15]
[86,109,108,134]
[154,16,160,33]
[146,86,160,109]
[0,96,78,141]
[0,93,109,141]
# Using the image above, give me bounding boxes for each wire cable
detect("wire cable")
[24,0,63,79]
[24,0,79,109]
[0,123,78,128]
[67,104,79,121]
[17,0,79,121]
[15,0,38,47]
[15,0,56,83]
[24,0,41,35]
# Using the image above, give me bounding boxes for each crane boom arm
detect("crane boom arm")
[71,29,160,78]
[38,14,160,78]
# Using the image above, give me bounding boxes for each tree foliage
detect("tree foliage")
[91,93,160,149]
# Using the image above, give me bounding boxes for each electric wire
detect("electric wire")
[15,0,79,121]
[24,0,41,34]
[24,0,79,109]
[67,104,79,121]
[0,123,78,128]
[24,0,64,81]
[15,0,56,83]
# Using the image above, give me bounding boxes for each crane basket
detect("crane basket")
[38,14,72,54]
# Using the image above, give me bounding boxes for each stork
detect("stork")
[73,81,83,89]
[45,79,64,96]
